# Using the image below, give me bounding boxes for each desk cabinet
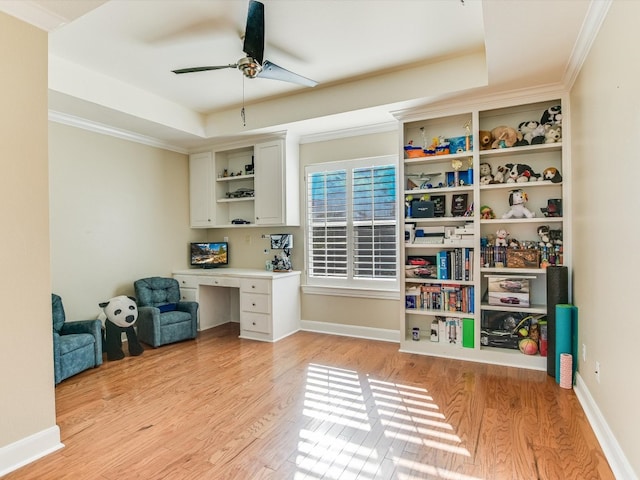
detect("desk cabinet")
[173,269,300,342]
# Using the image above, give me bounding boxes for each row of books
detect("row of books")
[405,248,474,282]
[405,284,475,314]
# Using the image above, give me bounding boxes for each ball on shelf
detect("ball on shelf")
[519,338,539,355]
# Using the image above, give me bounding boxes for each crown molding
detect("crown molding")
[0,1,67,31]
[298,121,397,145]
[48,111,189,155]
[563,0,612,89]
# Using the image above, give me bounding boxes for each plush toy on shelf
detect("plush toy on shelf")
[515,120,542,146]
[490,126,519,149]
[479,162,494,184]
[544,125,562,143]
[493,165,508,183]
[480,205,495,219]
[502,189,535,219]
[541,105,562,126]
[479,130,493,150]
[505,163,541,183]
[99,295,144,361]
[537,225,552,247]
[542,167,562,183]
[495,228,509,246]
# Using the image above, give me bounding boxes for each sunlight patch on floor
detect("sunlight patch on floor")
[295,363,482,479]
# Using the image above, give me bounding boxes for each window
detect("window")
[305,155,398,292]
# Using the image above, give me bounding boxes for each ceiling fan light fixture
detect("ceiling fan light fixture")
[238,56,262,78]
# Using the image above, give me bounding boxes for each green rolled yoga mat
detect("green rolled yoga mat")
[555,304,578,384]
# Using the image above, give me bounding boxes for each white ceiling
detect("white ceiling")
[2,0,604,152]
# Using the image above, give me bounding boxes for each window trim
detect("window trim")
[304,154,400,293]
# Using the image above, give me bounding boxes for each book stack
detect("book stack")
[405,283,475,314]
[436,248,474,281]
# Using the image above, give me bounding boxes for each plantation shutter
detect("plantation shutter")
[306,156,398,290]
[352,165,397,279]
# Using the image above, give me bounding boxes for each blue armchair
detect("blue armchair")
[134,277,198,348]
[52,294,103,385]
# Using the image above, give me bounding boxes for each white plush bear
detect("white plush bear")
[502,189,535,219]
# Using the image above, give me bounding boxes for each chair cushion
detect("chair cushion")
[135,277,181,307]
[52,294,66,332]
[159,310,192,326]
[59,333,95,355]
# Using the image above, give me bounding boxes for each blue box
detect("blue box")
[447,136,472,153]
[446,169,473,186]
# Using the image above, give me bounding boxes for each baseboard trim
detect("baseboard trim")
[300,320,400,343]
[0,426,63,477]
[574,373,637,480]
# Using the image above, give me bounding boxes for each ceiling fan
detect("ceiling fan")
[171,0,318,88]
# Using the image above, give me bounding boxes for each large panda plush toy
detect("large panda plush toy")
[99,295,144,361]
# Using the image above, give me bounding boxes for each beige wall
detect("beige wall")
[571,0,640,473]
[299,131,400,330]
[49,123,200,319]
[209,130,401,331]
[0,13,55,446]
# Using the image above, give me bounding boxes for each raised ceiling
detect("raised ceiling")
[2,0,605,152]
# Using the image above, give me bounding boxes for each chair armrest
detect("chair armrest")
[136,306,162,347]
[53,331,62,384]
[60,319,100,335]
[176,302,199,338]
[59,319,103,367]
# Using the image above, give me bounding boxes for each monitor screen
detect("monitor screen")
[190,242,229,268]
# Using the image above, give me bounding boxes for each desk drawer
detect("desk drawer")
[241,278,270,295]
[174,275,200,289]
[241,312,271,334]
[180,288,197,302]
[203,276,240,288]
[241,293,270,314]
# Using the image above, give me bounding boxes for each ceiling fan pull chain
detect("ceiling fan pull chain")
[241,76,246,126]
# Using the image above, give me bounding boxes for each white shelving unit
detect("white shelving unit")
[188,135,300,228]
[396,95,568,370]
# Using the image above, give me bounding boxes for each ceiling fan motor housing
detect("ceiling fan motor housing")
[238,57,262,78]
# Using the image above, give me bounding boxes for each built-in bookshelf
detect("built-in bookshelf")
[396,94,568,370]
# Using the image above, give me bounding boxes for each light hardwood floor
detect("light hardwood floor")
[8,323,614,479]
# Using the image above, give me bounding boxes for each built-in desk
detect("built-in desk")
[173,269,300,342]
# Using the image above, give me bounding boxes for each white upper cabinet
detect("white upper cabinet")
[189,135,299,228]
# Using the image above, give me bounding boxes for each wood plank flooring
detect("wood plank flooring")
[7,323,614,479]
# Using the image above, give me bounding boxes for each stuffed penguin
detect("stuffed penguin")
[99,295,144,361]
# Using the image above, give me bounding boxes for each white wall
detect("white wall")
[571,0,640,475]
[49,123,201,319]
[0,10,56,452]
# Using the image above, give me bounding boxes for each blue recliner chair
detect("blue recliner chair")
[52,294,103,385]
[134,277,198,348]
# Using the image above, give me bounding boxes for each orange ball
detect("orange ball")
[519,338,538,355]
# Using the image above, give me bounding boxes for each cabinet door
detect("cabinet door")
[189,152,214,228]
[254,139,284,225]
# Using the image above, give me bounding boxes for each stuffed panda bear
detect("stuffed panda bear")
[541,105,562,126]
[99,295,144,361]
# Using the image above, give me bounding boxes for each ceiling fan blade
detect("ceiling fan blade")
[258,60,318,87]
[172,65,237,74]
[243,0,264,65]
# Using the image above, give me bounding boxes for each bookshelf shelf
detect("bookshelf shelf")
[481,303,547,314]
